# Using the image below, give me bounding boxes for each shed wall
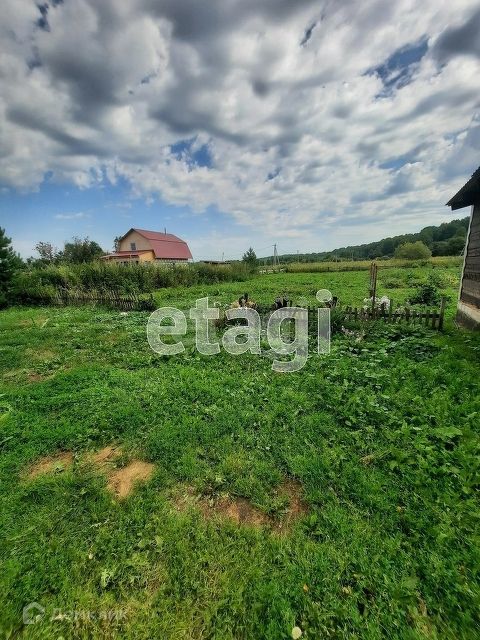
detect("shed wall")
[457,203,480,328]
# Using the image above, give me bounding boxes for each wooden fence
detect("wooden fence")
[52,288,155,311]
[252,297,447,330]
[342,299,446,330]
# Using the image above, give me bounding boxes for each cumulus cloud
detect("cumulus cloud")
[1,0,479,240]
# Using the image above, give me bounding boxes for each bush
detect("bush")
[408,275,442,306]
[382,276,404,289]
[394,241,432,260]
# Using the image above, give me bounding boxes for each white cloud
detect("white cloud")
[1,0,479,246]
[54,212,89,219]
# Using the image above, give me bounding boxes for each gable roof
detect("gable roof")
[447,166,480,210]
[121,228,193,260]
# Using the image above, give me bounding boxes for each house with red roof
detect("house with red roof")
[101,228,193,265]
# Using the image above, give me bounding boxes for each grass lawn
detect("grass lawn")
[1,265,479,638]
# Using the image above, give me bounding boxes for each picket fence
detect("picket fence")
[341,298,446,330]
[254,297,446,330]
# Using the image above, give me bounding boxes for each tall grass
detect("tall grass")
[12,261,251,304]
[285,255,463,273]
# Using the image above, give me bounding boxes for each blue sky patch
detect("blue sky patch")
[368,37,429,96]
[170,138,213,169]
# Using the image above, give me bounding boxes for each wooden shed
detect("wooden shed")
[447,167,480,329]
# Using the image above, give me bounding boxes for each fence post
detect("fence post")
[370,262,378,314]
[438,297,446,330]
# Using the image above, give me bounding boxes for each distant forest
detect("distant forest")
[261,216,470,264]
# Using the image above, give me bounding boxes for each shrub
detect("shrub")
[382,276,404,289]
[394,241,432,260]
[408,275,442,306]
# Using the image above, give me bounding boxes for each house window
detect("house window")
[130,242,136,250]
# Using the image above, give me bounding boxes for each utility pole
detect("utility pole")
[273,243,279,269]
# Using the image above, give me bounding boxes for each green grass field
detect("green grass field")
[283,256,463,273]
[1,264,479,639]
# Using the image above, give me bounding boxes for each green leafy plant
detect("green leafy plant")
[408,274,442,306]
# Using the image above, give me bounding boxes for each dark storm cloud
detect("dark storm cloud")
[147,0,319,41]
[433,7,480,63]
[7,105,108,157]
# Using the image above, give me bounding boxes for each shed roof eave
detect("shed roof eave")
[446,166,480,210]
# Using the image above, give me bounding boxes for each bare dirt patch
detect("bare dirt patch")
[91,445,122,466]
[107,461,156,499]
[27,451,74,479]
[25,446,155,499]
[172,485,267,526]
[173,478,308,531]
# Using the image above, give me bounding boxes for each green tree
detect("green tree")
[35,241,58,263]
[242,247,258,270]
[113,236,122,252]
[431,241,449,257]
[394,241,431,260]
[0,228,23,307]
[446,235,467,256]
[62,237,104,263]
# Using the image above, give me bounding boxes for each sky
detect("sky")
[1,1,479,261]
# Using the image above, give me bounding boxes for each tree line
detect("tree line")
[264,217,469,264]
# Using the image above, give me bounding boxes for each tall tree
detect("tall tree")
[242,247,258,270]
[0,228,23,307]
[62,237,104,263]
[35,241,58,263]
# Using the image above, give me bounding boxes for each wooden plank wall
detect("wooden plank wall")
[461,203,480,308]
